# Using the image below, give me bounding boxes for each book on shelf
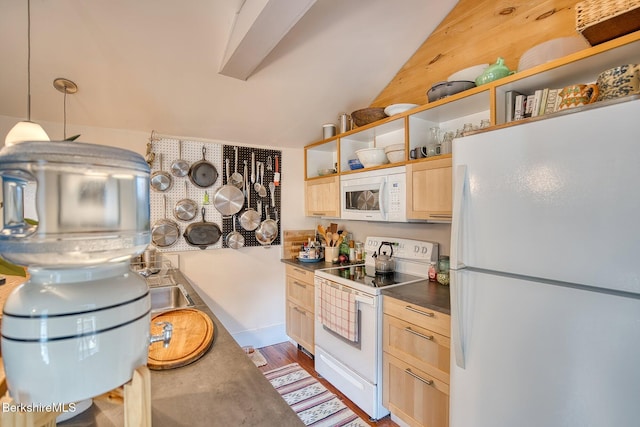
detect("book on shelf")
[538,88,549,116]
[524,94,535,118]
[514,94,526,120]
[531,89,545,117]
[505,90,524,122]
[543,88,560,115]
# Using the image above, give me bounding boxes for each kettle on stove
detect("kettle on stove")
[373,241,395,274]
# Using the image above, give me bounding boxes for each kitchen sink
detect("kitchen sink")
[149,284,194,312]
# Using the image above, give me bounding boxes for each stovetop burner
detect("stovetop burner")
[319,264,425,288]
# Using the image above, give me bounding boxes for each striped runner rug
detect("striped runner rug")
[264,363,369,427]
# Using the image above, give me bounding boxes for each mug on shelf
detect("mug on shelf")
[410,147,426,159]
[557,83,599,110]
[596,64,640,101]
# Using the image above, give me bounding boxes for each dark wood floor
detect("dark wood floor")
[258,342,398,427]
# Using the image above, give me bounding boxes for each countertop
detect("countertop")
[382,280,451,315]
[281,258,450,315]
[41,268,304,427]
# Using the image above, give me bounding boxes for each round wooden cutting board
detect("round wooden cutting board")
[148,308,215,370]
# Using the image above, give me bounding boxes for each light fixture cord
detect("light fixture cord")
[63,89,67,139]
[27,0,32,121]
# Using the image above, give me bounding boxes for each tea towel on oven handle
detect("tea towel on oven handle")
[319,280,358,343]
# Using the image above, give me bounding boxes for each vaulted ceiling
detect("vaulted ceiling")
[0,0,457,148]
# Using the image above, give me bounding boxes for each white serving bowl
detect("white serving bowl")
[386,150,405,163]
[384,143,405,153]
[518,37,589,72]
[384,103,419,116]
[356,148,388,168]
[448,64,489,82]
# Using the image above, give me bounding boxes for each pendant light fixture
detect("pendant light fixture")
[53,77,80,141]
[4,0,49,147]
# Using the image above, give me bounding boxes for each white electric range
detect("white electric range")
[314,236,439,420]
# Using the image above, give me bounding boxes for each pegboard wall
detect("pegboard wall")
[221,144,282,248]
[149,136,282,252]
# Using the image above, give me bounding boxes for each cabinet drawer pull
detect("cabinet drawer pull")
[293,281,307,289]
[293,307,307,316]
[429,214,452,219]
[311,212,326,216]
[293,268,308,275]
[405,327,433,341]
[405,368,433,386]
[405,305,434,317]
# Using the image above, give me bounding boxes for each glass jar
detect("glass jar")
[438,255,450,273]
[437,255,450,286]
[355,242,364,261]
[426,127,441,157]
[441,131,454,154]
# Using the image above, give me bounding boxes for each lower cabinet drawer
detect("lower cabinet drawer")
[383,314,450,384]
[285,300,314,355]
[383,353,449,427]
[286,275,314,311]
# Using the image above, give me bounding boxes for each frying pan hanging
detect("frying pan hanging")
[255,205,278,246]
[150,153,173,192]
[239,160,261,231]
[152,195,180,247]
[171,140,189,177]
[213,157,244,217]
[183,207,222,250]
[174,181,198,222]
[226,215,244,249]
[189,146,218,188]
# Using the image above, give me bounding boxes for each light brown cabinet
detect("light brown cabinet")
[285,265,315,354]
[304,175,340,218]
[303,32,640,219]
[406,157,452,221]
[383,296,451,427]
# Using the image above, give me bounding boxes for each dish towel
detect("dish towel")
[319,280,358,343]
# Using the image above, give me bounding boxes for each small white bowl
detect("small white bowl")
[384,143,405,153]
[386,150,405,163]
[356,148,388,168]
[448,64,489,82]
[384,103,419,116]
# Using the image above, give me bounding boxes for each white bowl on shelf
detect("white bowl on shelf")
[386,150,405,163]
[355,148,388,168]
[384,143,405,153]
[447,64,489,82]
[517,37,589,72]
[384,103,419,116]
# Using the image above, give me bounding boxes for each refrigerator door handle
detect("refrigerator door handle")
[450,270,466,369]
[451,164,467,270]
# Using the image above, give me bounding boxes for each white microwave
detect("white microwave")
[340,166,407,222]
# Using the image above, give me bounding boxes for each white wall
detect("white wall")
[0,116,451,349]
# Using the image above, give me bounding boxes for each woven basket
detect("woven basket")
[576,0,640,45]
[350,108,387,127]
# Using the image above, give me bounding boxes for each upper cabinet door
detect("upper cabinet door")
[305,175,340,218]
[406,157,452,222]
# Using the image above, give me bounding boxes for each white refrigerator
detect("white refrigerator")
[449,98,640,427]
